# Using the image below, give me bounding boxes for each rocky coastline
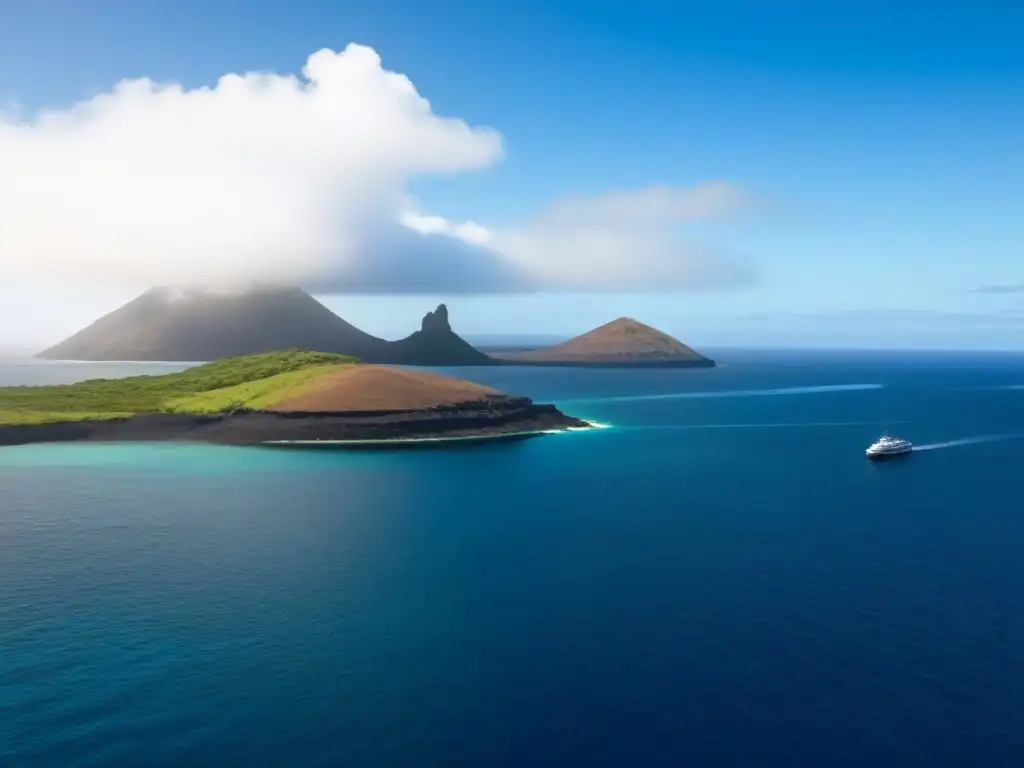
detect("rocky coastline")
[0,396,589,449]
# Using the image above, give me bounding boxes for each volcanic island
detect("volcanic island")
[493,317,715,368]
[0,351,591,449]
[37,285,715,369]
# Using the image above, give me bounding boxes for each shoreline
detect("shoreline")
[489,357,716,368]
[261,419,612,449]
[0,401,592,450]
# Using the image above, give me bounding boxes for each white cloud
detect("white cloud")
[0,44,757,295]
[0,44,502,290]
[536,182,751,226]
[399,211,494,246]
[405,182,758,291]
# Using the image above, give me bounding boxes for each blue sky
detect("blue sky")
[0,0,1022,349]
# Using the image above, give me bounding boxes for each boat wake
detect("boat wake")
[913,433,1022,452]
[563,383,883,406]
[628,420,900,432]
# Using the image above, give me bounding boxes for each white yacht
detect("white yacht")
[865,434,913,459]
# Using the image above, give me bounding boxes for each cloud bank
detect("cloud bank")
[739,309,1024,326]
[0,44,755,294]
[972,283,1024,294]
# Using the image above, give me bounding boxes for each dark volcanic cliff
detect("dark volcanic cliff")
[0,399,587,448]
[38,287,492,366]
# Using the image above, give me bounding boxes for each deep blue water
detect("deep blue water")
[3,349,1024,766]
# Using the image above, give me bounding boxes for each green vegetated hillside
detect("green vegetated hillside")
[0,350,356,425]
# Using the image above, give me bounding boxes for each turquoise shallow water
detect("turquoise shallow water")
[2,350,1024,766]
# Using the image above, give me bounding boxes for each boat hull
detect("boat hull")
[866,447,912,460]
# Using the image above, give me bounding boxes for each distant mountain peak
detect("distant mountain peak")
[391,302,491,366]
[597,317,654,332]
[421,303,451,333]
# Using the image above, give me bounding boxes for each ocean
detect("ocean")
[2,349,1024,766]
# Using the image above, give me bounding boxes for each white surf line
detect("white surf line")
[543,420,613,435]
[913,433,1024,452]
[561,383,884,406]
[262,431,545,446]
[263,422,615,445]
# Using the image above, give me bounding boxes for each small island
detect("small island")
[493,317,716,368]
[0,351,590,448]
